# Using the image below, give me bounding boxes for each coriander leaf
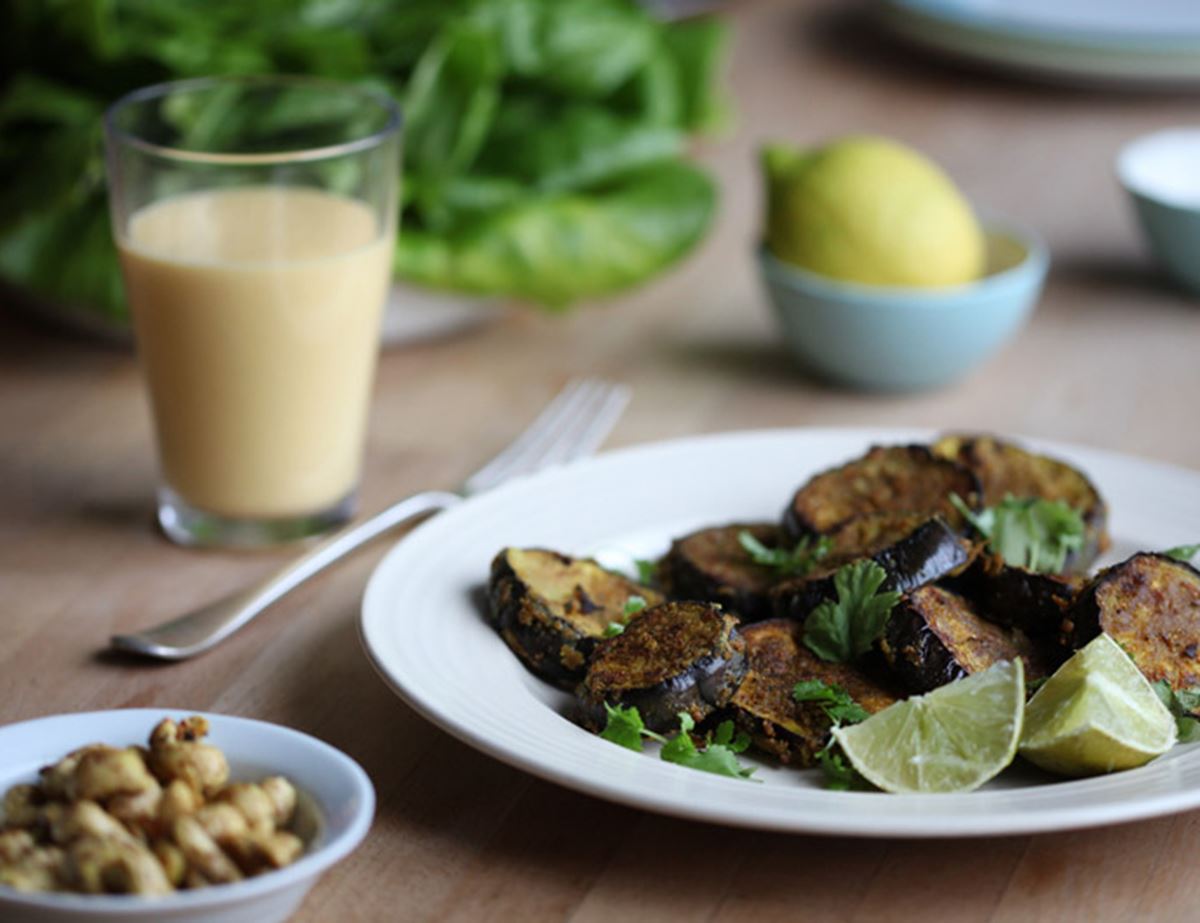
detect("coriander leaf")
[952,492,1084,574]
[1151,681,1200,743]
[1163,544,1200,563]
[1175,688,1200,714]
[792,679,870,725]
[659,713,756,780]
[600,702,647,751]
[711,719,752,753]
[738,530,832,578]
[803,560,901,663]
[603,622,625,638]
[635,558,658,585]
[815,741,860,791]
[623,595,648,617]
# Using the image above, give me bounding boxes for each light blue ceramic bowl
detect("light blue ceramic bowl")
[759,218,1049,391]
[1117,128,1200,296]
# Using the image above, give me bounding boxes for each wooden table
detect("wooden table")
[4,1,1200,919]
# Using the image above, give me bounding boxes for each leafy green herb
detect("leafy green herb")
[1153,681,1200,743]
[660,713,756,780]
[634,558,658,585]
[814,740,860,791]
[0,0,728,320]
[950,493,1084,574]
[738,530,832,578]
[792,679,870,725]
[599,702,654,751]
[803,561,901,663]
[1163,544,1200,563]
[598,705,755,780]
[791,680,869,789]
[603,595,647,637]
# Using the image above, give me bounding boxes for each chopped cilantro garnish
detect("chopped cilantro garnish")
[598,705,756,780]
[600,702,654,750]
[603,622,626,638]
[1026,676,1049,696]
[950,493,1084,574]
[792,679,870,725]
[803,560,901,663]
[1163,544,1200,563]
[815,739,860,791]
[661,713,756,780]
[635,558,658,584]
[623,595,648,617]
[1153,680,1200,743]
[739,530,832,578]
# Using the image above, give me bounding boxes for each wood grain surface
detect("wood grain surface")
[4,1,1200,919]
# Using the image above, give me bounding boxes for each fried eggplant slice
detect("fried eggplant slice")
[578,602,746,734]
[881,585,1048,694]
[1062,553,1200,693]
[489,548,662,688]
[729,620,896,766]
[933,434,1109,574]
[659,523,784,622]
[771,514,974,622]
[948,551,1080,644]
[784,444,980,538]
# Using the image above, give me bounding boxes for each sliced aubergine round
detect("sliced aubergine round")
[578,601,746,734]
[729,619,897,767]
[947,551,1081,644]
[880,585,1049,695]
[932,433,1109,575]
[1062,552,1200,693]
[771,514,975,622]
[783,444,980,539]
[488,548,662,689]
[659,522,785,622]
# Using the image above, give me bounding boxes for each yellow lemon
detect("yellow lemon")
[763,136,985,287]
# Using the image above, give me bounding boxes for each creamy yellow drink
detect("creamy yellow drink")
[119,186,392,519]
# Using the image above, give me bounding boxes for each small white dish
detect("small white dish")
[1117,127,1200,295]
[360,427,1200,838]
[0,709,374,923]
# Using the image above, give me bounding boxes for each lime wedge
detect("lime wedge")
[832,660,1024,793]
[1019,633,1176,776]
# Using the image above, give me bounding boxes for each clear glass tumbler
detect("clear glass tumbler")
[104,76,401,547]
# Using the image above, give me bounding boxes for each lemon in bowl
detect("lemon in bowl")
[758,136,1048,392]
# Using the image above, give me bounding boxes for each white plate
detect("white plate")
[880,0,1200,87]
[360,427,1200,838]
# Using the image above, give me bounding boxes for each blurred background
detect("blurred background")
[3,0,1199,455]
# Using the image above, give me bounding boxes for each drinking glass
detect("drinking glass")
[104,76,401,547]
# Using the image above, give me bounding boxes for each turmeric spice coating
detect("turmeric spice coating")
[578,601,746,733]
[489,547,663,688]
[729,620,896,766]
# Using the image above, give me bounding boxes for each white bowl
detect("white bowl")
[0,709,374,923]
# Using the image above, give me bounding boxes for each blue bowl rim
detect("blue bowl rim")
[758,213,1050,307]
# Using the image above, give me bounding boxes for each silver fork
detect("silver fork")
[109,379,631,661]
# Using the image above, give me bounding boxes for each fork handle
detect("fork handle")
[110,490,462,660]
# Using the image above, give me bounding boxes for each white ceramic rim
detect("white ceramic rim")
[360,426,1200,838]
[0,709,375,914]
[1115,126,1200,208]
